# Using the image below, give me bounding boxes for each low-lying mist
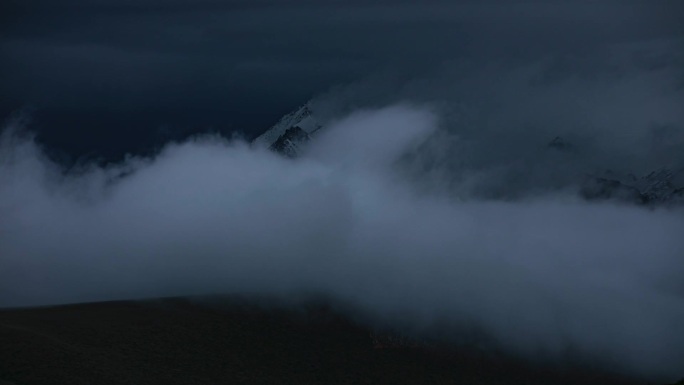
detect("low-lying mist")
[2,43,684,381]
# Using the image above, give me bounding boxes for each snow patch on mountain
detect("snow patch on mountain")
[253,104,322,154]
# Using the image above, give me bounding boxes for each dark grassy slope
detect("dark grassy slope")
[0,298,653,385]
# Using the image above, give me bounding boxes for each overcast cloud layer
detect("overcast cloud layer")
[2,0,683,160]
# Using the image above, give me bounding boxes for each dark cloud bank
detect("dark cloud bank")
[2,0,683,160]
[2,1,684,382]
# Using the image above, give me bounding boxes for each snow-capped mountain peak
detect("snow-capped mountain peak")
[253,104,322,156]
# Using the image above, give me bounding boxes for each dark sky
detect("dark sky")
[1,0,682,162]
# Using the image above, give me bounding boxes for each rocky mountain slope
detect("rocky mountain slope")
[253,104,321,158]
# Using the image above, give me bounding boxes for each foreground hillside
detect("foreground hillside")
[0,297,664,385]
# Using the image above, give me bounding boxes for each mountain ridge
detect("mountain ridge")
[255,105,684,205]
